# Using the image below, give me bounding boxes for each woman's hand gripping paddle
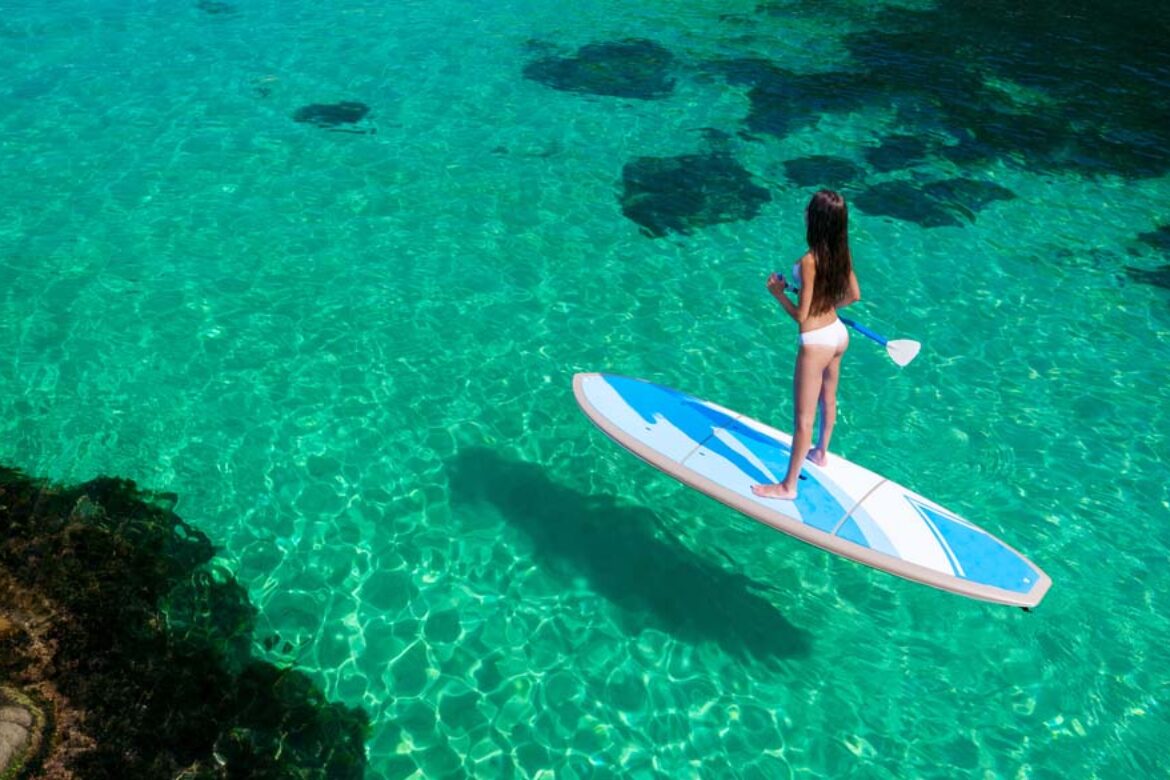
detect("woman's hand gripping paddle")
[838,317,921,367]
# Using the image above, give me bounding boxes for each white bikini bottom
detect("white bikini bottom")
[799,319,848,348]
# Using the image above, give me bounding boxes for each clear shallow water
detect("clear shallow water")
[2,0,1169,776]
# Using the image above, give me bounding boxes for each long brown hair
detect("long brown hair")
[805,189,852,316]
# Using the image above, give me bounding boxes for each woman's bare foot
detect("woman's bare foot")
[751,483,797,500]
[807,447,828,467]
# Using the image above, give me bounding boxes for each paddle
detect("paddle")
[839,317,921,367]
[779,274,921,367]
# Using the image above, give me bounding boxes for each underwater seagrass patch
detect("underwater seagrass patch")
[1137,224,1170,253]
[781,155,866,191]
[292,101,375,134]
[196,0,236,13]
[865,133,931,172]
[1124,264,1170,290]
[619,152,772,238]
[849,181,963,228]
[523,38,676,99]
[921,177,1016,217]
[843,2,1170,179]
[851,177,1015,228]
[705,57,869,138]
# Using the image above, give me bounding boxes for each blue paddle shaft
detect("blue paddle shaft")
[839,317,888,346]
[773,273,889,346]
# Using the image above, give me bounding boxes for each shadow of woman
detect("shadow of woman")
[446,447,812,668]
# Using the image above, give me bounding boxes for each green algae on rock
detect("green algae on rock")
[0,466,370,779]
[0,686,45,780]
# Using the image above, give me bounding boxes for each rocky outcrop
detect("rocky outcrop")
[0,467,369,779]
[1,685,45,780]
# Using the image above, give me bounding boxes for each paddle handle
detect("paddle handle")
[839,317,888,346]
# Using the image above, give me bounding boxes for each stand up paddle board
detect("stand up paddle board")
[573,373,1051,608]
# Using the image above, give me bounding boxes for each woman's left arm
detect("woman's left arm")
[767,273,808,324]
[767,253,817,325]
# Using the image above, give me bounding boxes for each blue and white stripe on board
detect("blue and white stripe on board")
[573,373,1051,608]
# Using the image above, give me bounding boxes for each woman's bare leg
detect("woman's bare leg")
[809,350,844,466]
[752,345,835,499]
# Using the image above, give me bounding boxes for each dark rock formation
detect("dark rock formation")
[523,39,676,99]
[292,102,374,134]
[845,1,1170,179]
[1138,225,1170,253]
[0,686,45,780]
[865,134,930,172]
[703,3,1170,180]
[704,58,868,138]
[620,152,772,237]
[781,155,865,190]
[851,177,1015,228]
[0,467,369,779]
[1125,264,1170,290]
[196,0,236,14]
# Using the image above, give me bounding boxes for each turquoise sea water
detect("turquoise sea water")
[3,0,1169,776]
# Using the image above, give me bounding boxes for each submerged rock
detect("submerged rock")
[620,152,772,237]
[523,38,676,99]
[196,0,236,13]
[1138,224,1170,253]
[852,177,1015,228]
[865,133,930,172]
[705,58,868,138]
[922,177,1016,219]
[0,687,45,780]
[292,101,374,133]
[782,155,865,190]
[847,181,959,228]
[0,467,370,779]
[1125,264,1170,290]
[845,2,1170,179]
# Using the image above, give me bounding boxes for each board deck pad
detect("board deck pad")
[573,373,1051,608]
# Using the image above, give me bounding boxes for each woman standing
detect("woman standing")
[752,190,861,500]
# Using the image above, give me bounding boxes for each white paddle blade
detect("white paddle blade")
[886,339,921,367]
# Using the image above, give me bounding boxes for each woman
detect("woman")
[752,189,861,500]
